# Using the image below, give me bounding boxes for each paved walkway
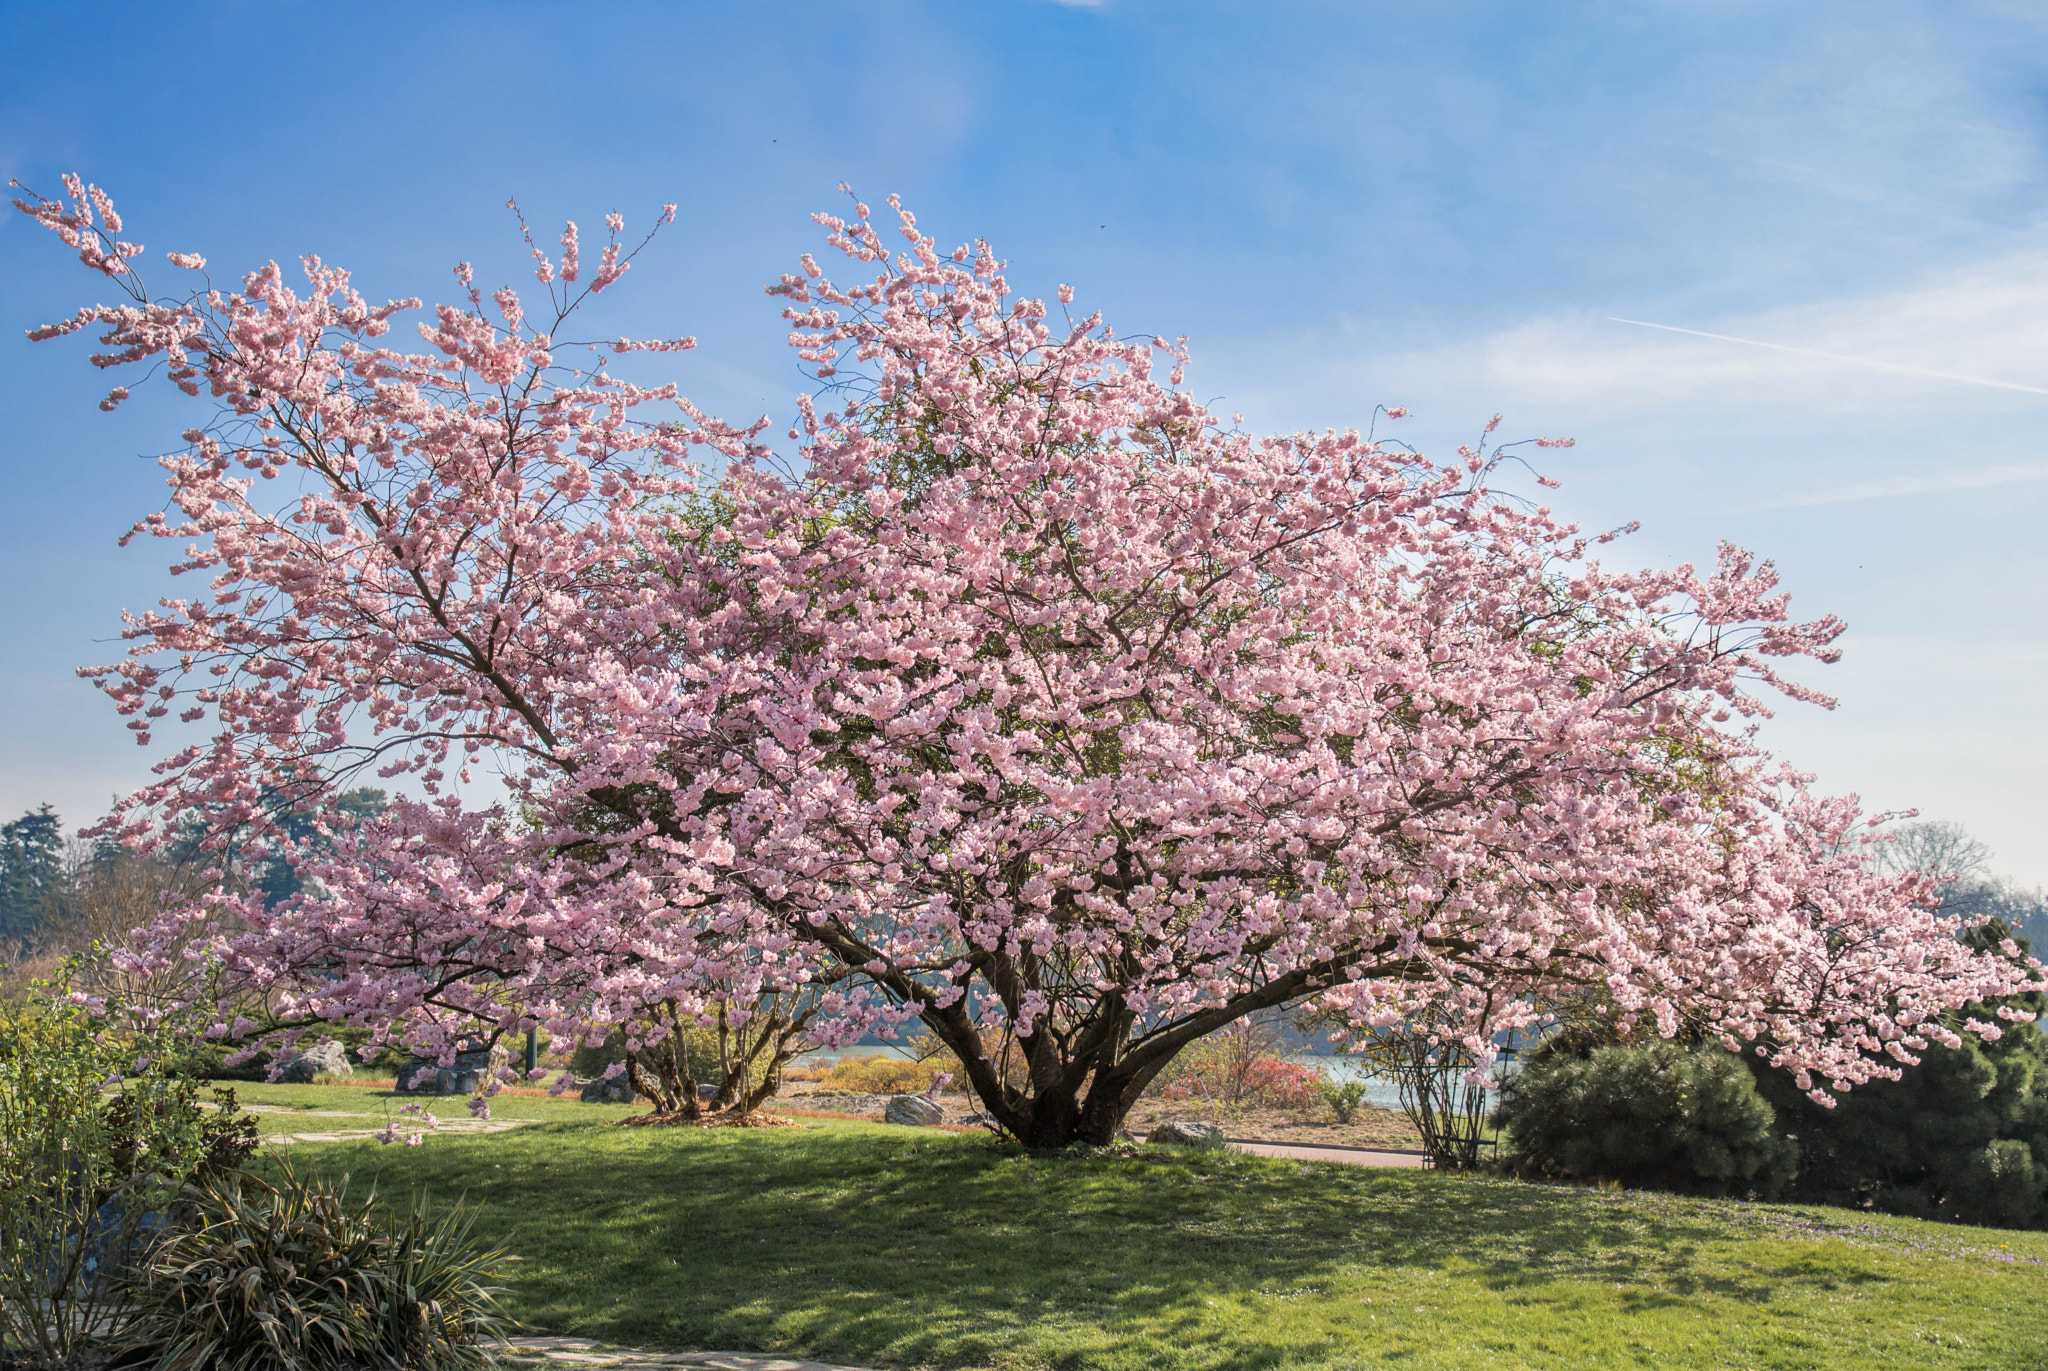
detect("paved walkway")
[504,1337,870,1369]
[1230,1137,1429,1167]
[243,1102,539,1145]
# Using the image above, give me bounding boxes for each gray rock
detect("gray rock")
[580,1076,639,1104]
[884,1094,946,1127]
[396,1062,482,1096]
[1148,1120,1227,1148]
[78,1189,173,1292]
[280,1036,352,1082]
[395,1041,505,1095]
[395,1061,441,1094]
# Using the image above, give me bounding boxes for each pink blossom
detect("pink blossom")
[560,221,580,283]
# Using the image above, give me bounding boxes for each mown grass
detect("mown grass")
[239,1083,2048,1370]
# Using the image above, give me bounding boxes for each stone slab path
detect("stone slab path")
[503,1336,871,1369]
[242,1102,538,1145]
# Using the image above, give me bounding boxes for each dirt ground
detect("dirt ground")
[773,1083,1423,1149]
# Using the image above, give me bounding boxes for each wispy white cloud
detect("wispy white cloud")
[1214,246,2048,443]
[1481,255,2048,419]
[1212,239,2048,444]
[1713,459,2048,512]
[1605,317,2048,399]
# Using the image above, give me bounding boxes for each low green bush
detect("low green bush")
[1316,1076,1371,1124]
[570,1025,714,1084]
[119,1162,512,1371]
[1747,919,2048,1228]
[1494,1039,1796,1199]
[0,977,258,1364]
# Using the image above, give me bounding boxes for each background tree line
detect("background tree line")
[0,789,388,1000]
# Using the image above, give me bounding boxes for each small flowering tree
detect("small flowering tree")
[606,987,826,1119]
[15,175,2039,1149]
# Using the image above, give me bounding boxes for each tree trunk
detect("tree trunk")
[625,1040,700,1119]
[815,931,1391,1149]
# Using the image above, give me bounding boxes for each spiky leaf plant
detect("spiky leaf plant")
[118,1161,511,1371]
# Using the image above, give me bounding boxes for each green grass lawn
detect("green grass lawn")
[235,1083,2048,1370]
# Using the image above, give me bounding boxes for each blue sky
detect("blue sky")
[3,0,2045,882]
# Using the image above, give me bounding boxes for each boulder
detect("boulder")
[580,1076,639,1104]
[884,1094,946,1128]
[297,1039,354,1078]
[396,1062,479,1095]
[274,1056,319,1085]
[1148,1120,1227,1148]
[394,1041,505,1095]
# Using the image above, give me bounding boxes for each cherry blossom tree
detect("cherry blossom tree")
[16,174,2038,1148]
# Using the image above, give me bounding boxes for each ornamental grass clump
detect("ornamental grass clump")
[118,1163,512,1371]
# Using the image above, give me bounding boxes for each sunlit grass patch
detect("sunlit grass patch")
[260,1084,2048,1370]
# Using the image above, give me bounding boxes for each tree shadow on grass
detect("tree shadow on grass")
[302,1123,1913,1370]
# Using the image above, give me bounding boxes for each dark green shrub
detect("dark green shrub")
[0,978,257,1364]
[567,1028,627,1081]
[106,1085,259,1188]
[1749,918,2048,1228]
[119,1163,512,1371]
[166,1040,274,1083]
[1751,1035,2041,1221]
[1947,1139,2044,1229]
[172,1024,412,1082]
[1495,1038,1796,1198]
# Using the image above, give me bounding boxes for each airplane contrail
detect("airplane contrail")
[1606,317,2048,398]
